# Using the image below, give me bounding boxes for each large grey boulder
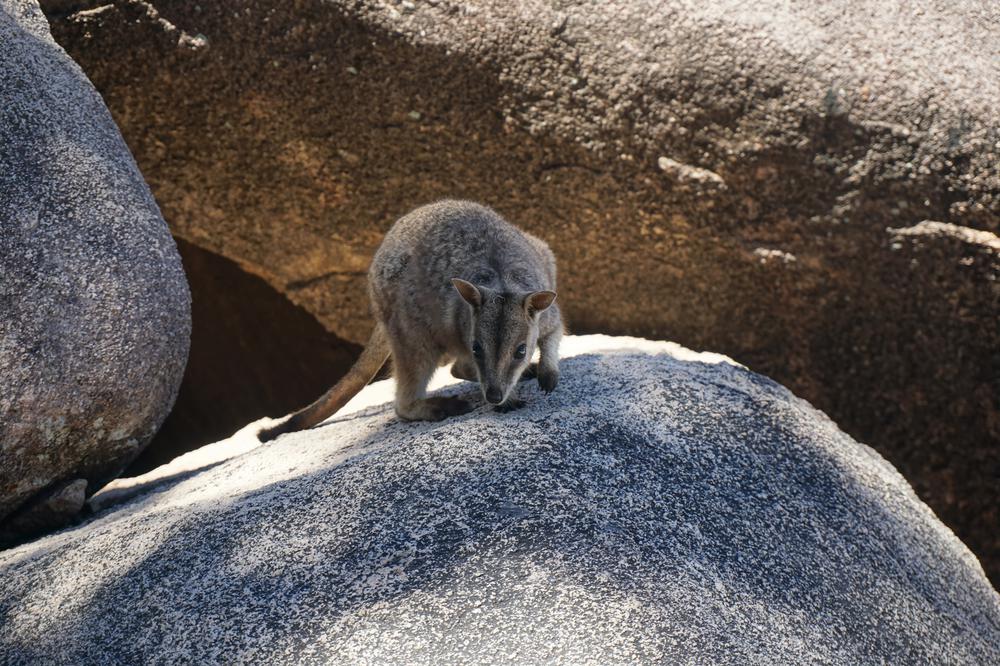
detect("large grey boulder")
[0,1,190,537]
[38,0,1000,584]
[1,337,996,664]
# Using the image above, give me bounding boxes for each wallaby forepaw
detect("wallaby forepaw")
[443,396,474,416]
[494,397,526,413]
[450,361,477,381]
[537,368,559,393]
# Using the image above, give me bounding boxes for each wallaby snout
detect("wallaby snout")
[484,385,504,405]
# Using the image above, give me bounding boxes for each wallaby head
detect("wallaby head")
[452,278,556,406]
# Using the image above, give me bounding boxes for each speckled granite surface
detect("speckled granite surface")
[1,336,996,664]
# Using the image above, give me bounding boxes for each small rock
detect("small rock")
[657,156,727,189]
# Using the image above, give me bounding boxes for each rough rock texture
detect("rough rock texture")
[38,0,999,582]
[129,238,360,476]
[0,1,190,535]
[0,337,997,664]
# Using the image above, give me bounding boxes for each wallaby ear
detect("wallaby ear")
[452,278,482,307]
[525,290,557,315]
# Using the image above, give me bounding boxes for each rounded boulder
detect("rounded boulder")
[0,1,190,536]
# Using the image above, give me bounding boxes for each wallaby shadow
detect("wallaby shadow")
[2,351,996,662]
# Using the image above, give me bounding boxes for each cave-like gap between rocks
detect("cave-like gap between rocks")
[126,238,361,476]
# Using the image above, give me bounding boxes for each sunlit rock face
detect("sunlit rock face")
[0,0,189,540]
[1,337,996,664]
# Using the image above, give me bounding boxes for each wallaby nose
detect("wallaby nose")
[485,386,504,404]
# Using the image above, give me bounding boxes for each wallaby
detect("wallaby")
[259,200,563,441]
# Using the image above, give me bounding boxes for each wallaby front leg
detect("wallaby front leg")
[536,327,562,393]
[395,347,472,421]
[518,363,538,381]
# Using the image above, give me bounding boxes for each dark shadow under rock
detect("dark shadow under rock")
[126,238,360,475]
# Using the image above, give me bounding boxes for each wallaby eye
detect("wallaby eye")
[472,341,483,358]
[514,343,527,360]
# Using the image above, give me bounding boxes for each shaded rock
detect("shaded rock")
[0,337,997,664]
[0,479,87,544]
[656,156,727,190]
[0,1,190,535]
[38,0,999,582]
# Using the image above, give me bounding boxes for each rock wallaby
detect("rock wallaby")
[259,200,563,441]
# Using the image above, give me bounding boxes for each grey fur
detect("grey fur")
[262,200,562,439]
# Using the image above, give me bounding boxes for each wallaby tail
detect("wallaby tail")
[259,323,391,442]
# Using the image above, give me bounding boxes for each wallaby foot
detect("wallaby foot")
[494,396,526,413]
[537,366,559,393]
[397,395,473,421]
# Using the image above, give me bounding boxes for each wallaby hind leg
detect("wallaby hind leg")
[450,356,478,381]
[394,344,472,421]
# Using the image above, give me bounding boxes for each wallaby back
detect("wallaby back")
[258,323,390,441]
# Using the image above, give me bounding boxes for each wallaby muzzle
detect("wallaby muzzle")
[484,384,504,405]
